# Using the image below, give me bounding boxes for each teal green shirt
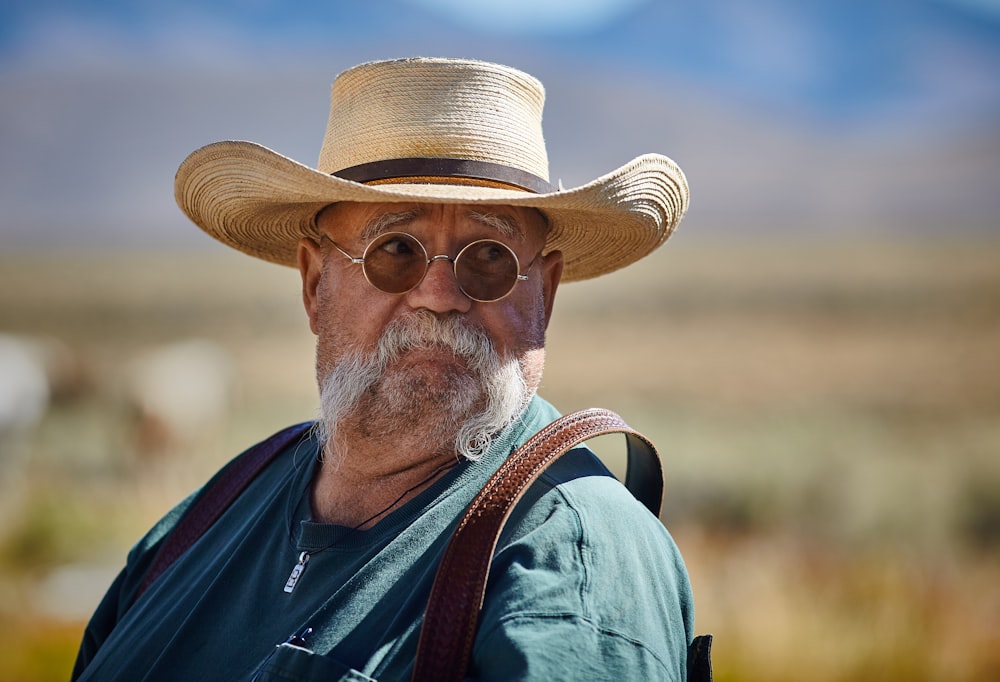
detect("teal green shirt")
[74,396,695,680]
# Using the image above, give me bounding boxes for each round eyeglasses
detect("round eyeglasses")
[322,232,540,303]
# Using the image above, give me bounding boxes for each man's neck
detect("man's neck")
[309,429,460,528]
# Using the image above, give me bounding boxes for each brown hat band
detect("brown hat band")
[332,157,556,194]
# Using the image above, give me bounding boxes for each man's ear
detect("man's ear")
[540,249,563,328]
[297,237,324,335]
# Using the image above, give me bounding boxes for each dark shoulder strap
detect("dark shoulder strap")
[412,407,664,682]
[688,634,715,682]
[133,421,314,603]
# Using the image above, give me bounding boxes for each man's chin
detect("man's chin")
[394,346,468,368]
[384,360,480,404]
[385,349,477,387]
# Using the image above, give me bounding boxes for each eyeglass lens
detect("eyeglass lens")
[362,232,521,302]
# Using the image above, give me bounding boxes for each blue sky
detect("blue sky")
[2,0,998,128]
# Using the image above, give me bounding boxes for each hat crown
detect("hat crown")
[318,58,550,183]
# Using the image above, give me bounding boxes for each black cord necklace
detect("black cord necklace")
[283,457,460,594]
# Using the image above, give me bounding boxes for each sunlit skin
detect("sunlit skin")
[297,202,563,527]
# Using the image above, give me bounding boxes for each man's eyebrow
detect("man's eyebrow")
[466,210,524,241]
[359,208,424,241]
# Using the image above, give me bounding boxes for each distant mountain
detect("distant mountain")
[1,0,998,248]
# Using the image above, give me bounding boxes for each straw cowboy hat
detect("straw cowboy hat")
[174,57,689,282]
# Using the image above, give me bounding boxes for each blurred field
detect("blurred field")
[1,235,998,681]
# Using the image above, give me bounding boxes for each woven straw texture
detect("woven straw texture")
[174,58,689,282]
[319,59,548,180]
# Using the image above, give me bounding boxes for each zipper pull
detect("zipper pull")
[283,551,309,593]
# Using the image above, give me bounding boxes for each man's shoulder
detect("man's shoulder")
[540,446,668,532]
[510,399,666,532]
[482,446,694,680]
[497,442,672,557]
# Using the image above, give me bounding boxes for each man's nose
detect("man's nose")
[404,256,473,314]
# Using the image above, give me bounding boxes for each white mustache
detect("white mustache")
[376,311,495,367]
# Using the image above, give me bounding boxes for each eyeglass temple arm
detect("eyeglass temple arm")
[516,250,545,281]
[322,236,365,265]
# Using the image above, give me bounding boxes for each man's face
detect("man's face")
[297,201,563,455]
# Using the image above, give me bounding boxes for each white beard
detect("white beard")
[316,311,531,462]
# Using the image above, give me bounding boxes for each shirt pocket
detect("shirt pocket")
[253,643,377,682]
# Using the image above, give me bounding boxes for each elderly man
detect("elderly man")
[73,58,704,681]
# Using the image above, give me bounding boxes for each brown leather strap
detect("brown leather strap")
[412,408,662,682]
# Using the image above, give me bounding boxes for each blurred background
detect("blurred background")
[1,1,999,679]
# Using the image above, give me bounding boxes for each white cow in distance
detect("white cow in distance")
[0,333,53,525]
[0,333,51,459]
[122,339,235,458]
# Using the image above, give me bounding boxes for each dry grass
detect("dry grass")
[1,235,998,680]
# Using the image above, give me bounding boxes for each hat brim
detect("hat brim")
[174,141,689,282]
